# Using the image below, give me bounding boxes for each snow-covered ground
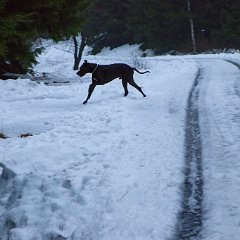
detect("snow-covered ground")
[0,42,240,240]
[199,59,240,240]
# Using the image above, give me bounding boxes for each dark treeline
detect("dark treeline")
[86,0,240,54]
[0,0,239,75]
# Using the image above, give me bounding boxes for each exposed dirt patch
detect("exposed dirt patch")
[19,133,33,138]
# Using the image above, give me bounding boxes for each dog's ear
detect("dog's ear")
[84,60,87,63]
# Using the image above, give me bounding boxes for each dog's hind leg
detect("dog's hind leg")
[122,80,129,96]
[83,83,96,104]
[128,78,146,97]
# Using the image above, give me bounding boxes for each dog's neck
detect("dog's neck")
[91,64,98,74]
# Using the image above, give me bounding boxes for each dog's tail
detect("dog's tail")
[132,68,150,74]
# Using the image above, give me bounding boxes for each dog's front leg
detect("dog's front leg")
[83,83,96,104]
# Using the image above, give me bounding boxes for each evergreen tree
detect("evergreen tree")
[83,0,132,54]
[188,0,240,50]
[84,0,239,54]
[220,1,240,48]
[2,0,239,76]
[0,0,36,74]
[127,0,189,53]
[0,0,89,76]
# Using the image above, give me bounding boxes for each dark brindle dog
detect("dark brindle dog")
[77,60,149,104]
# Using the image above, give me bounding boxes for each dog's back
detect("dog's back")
[96,63,133,82]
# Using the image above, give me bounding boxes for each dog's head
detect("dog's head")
[76,60,92,77]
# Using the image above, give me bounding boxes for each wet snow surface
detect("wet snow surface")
[0,43,240,240]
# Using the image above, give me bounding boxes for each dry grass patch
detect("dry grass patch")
[0,132,33,139]
[19,133,33,138]
[0,132,7,139]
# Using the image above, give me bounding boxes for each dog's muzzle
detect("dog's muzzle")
[76,71,85,77]
[76,71,81,76]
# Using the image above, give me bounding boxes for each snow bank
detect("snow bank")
[98,44,153,57]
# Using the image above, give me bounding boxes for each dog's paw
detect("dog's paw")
[83,101,87,104]
[143,95,146,97]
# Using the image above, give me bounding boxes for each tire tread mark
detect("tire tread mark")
[174,68,204,240]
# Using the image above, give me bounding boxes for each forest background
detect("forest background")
[0,0,239,74]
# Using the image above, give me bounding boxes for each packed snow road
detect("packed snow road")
[0,49,240,240]
[198,59,240,240]
[176,58,240,240]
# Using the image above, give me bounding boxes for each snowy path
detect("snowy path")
[0,59,197,240]
[175,58,240,240]
[198,59,240,240]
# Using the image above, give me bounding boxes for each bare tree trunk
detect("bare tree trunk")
[73,33,86,70]
[187,0,196,53]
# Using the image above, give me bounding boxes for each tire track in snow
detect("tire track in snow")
[226,59,240,69]
[175,67,204,240]
[225,60,240,99]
